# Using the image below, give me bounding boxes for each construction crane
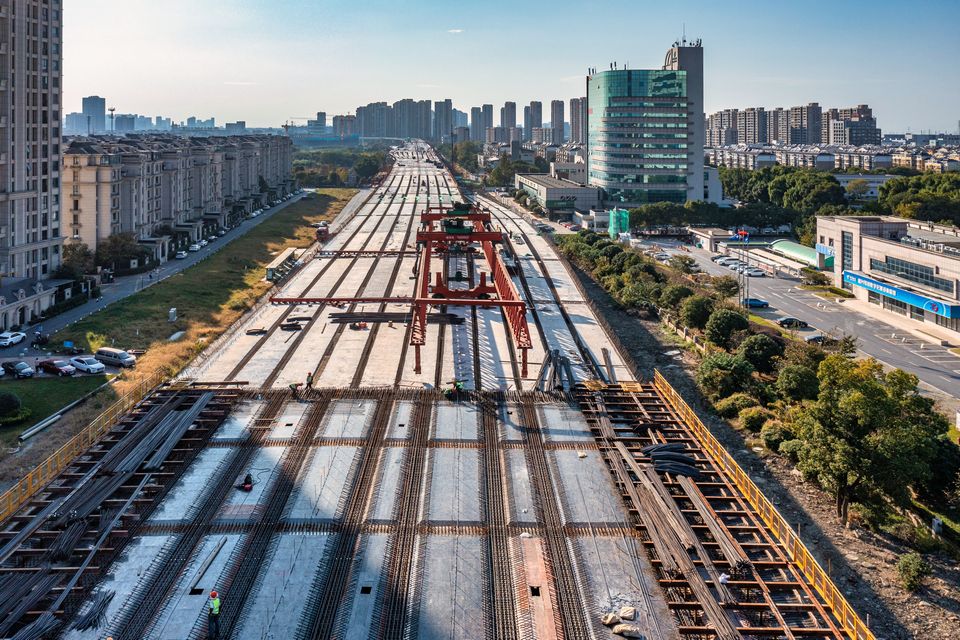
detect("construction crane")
[282,117,312,135]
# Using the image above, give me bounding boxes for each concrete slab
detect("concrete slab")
[386,400,415,441]
[319,399,375,440]
[433,402,479,441]
[64,534,174,640]
[149,446,235,523]
[539,404,594,442]
[339,533,390,638]
[217,446,285,523]
[211,400,261,441]
[425,448,481,524]
[368,447,405,522]
[498,402,525,443]
[268,401,309,440]
[504,449,538,525]
[234,533,332,639]
[414,535,487,640]
[550,449,626,527]
[285,445,360,523]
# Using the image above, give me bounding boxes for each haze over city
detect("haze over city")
[65,0,960,131]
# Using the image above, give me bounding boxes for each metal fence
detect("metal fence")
[652,370,876,640]
[0,370,166,524]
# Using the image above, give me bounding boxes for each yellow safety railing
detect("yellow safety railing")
[652,370,875,640]
[0,370,166,524]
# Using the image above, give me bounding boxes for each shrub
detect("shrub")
[679,295,714,330]
[697,353,754,400]
[778,439,803,462]
[739,406,772,433]
[704,308,749,349]
[776,364,820,401]
[0,391,22,417]
[737,334,784,373]
[659,284,693,308]
[0,408,31,426]
[761,420,794,451]
[896,552,930,592]
[714,392,759,418]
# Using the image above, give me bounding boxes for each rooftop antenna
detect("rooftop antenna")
[682,23,686,45]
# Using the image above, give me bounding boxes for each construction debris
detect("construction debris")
[618,605,636,621]
[601,612,621,626]
[612,622,645,638]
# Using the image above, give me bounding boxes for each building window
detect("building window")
[910,305,924,321]
[867,291,882,305]
[934,314,960,332]
[868,256,954,294]
[882,297,908,316]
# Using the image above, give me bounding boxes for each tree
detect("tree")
[697,352,754,400]
[776,364,819,401]
[659,284,693,308]
[704,308,749,350]
[845,178,870,202]
[679,295,714,329]
[96,233,149,270]
[737,334,784,373]
[258,175,270,193]
[353,155,381,180]
[56,243,96,280]
[712,275,740,299]
[792,357,950,525]
[0,391,22,417]
[667,254,698,274]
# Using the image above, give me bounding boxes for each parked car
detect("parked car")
[568,224,582,231]
[199,239,208,247]
[95,347,137,368]
[70,356,106,374]
[175,250,189,259]
[743,298,770,309]
[745,268,766,277]
[2,361,34,378]
[777,316,809,328]
[188,243,201,252]
[804,334,826,344]
[38,359,76,376]
[0,331,26,347]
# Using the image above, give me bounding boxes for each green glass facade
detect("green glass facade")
[587,69,691,205]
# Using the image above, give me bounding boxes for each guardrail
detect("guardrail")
[0,370,166,524]
[652,370,876,640]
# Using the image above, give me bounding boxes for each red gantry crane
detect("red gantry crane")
[270,202,533,377]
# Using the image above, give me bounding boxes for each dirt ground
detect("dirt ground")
[571,265,960,640]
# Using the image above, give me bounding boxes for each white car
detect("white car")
[69,356,106,374]
[0,331,26,347]
[745,268,766,277]
[188,243,201,252]
[199,239,208,247]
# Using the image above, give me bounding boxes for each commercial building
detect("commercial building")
[0,0,68,329]
[82,95,107,134]
[63,134,294,259]
[586,40,703,206]
[817,215,960,340]
[550,100,564,144]
[514,174,602,214]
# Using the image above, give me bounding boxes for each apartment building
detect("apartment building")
[63,134,293,260]
[0,0,67,329]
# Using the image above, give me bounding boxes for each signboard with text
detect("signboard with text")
[842,271,957,318]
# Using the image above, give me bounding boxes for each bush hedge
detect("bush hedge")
[739,406,773,433]
[714,392,759,418]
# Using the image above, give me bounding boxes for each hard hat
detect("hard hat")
[210,590,218,598]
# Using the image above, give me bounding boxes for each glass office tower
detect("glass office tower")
[587,69,693,205]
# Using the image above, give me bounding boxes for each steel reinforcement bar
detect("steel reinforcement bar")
[652,371,875,640]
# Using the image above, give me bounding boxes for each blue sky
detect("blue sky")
[65,0,960,132]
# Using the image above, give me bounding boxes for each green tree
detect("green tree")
[737,334,784,373]
[659,284,693,308]
[845,178,870,202]
[776,364,819,401]
[793,357,950,524]
[353,154,381,180]
[712,275,740,299]
[56,242,96,280]
[896,553,930,592]
[667,254,698,274]
[697,352,754,400]
[0,391,22,417]
[679,295,714,329]
[96,233,149,270]
[704,308,749,349]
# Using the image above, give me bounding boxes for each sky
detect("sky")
[65,0,960,133]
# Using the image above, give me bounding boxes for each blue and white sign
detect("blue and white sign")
[843,271,958,319]
[815,242,835,257]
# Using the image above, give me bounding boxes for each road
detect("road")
[636,237,960,396]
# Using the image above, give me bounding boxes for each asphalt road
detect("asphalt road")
[636,237,960,397]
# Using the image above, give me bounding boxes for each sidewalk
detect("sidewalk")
[26,192,311,348]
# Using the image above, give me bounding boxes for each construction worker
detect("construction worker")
[208,590,221,639]
[289,382,300,400]
[306,371,314,389]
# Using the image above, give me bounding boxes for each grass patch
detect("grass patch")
[55,190,355,383]
[748,313,789,336]
[0,375,114,448]
[800,284,855,299]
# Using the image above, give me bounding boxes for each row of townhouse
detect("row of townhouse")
[63,134,294,260]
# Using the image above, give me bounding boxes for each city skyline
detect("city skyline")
[65,0,960,132]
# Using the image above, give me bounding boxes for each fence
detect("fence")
[652,370,876,640]
[0,370,166,524]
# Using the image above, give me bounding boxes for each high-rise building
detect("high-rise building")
[64,113,86,135]
[736,107,767,144]
[824,105,881,146]
[587,41,703,206]
[333,114,357,138]
[433,99,453,141]
[767,107,788,144]
[481,104,494,137]
[550,100,565,143]
[523,106,531,141]
[789,102,822,144]
[0,0,64,321]
[470,106,483,142]
[357,102,392,138]
[486,126,509,144]
[569,97,587,144]
[500,101,516,129]
[529,101,543,131]
[453,108,468,129]
[82,95,107,134]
